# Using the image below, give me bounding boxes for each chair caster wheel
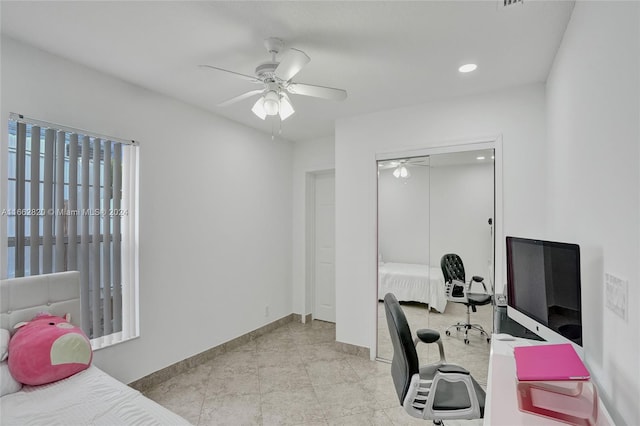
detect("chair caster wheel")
[464,339,469,345]
[445,330,451,336]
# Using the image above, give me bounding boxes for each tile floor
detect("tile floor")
[145,304,490,425]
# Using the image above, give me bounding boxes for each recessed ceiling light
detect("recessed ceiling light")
[477,156,485,160]
[459,63,478,73]
[491,155,495,160]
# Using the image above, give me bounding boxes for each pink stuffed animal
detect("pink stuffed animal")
[8,313,92,386]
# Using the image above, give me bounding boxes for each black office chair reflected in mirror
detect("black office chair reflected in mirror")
[440,253,492,344]
[383,293,485,424]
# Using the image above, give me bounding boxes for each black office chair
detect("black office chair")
[440,254,492,344]
[383,293,485,424]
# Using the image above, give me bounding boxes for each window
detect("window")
[4,114,139,348]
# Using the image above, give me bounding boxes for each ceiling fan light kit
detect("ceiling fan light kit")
[393,165,411,179]
[201,37,347,126]
[251,97,267,120]
[278,93,295,120]
[263,91,280,115]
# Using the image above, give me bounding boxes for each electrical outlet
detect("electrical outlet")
[605,273,628,321]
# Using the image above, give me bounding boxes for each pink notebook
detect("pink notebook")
[514,343,590,381]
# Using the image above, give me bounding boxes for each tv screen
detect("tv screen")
[506,236,582,346]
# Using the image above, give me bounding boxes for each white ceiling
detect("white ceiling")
[0,1,575,142]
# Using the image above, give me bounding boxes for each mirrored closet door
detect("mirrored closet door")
[376,149,495,382]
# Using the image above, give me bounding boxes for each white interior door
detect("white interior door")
[314,171,335,322]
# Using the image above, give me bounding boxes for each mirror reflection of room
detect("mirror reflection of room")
[377,149,495,387]
[377,156,435,312]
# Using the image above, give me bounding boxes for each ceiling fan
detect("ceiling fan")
[200,37,347,121]
[378,158,430,170]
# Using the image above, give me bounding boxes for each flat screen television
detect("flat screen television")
[506,236,583,349]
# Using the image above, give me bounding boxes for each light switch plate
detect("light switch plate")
[605,273,628,321]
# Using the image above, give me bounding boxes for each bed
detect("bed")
[0,271,190,426]
[378,262,447,313]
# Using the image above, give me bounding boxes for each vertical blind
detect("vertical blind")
[6,114,139,347]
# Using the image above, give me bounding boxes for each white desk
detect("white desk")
[484,337,613,426]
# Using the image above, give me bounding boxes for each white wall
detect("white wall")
[546,2,639,424]
[0,37,294,383]
[291,136,334,317]
[378,166,430,265]
[429,163,494,282]
[335,84,546,351]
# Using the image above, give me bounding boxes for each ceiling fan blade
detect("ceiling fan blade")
[287,82,347,101]
[199,65,261,83]
[274,48,310,81]
[217,89,264,107]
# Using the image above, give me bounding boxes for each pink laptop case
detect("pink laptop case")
[514,343,590,381]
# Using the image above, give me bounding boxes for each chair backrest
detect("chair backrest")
[383,293,420,405]
[441,253,466,283]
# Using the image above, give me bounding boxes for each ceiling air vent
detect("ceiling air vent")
[504,0,523,6]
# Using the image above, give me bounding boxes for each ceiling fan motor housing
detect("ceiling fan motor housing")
[255,62,279,81]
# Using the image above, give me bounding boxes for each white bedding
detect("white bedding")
[378,262,447,312]
[0,365,190,425]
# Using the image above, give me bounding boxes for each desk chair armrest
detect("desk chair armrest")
[416,329,440,344]
[414,329,446,364]
[447,279,490,302]
[446,279,468,301]
[468,278,488,294]
[437,364,469,375]
[403,370,483,421]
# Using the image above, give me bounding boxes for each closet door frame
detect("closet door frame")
[374,136,503,359]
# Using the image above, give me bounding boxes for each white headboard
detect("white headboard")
[0,271,81,331]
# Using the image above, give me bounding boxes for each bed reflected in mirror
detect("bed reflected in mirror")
[376,149,495,385]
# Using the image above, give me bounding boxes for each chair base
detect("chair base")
[445,304,491,345]
[445,322,491,345]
